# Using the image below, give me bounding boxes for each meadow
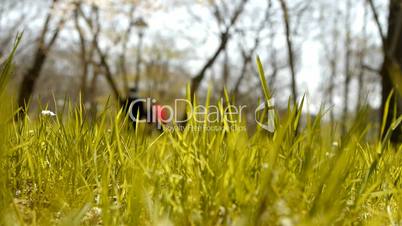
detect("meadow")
[1,40,402,226]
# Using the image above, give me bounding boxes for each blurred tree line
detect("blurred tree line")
[1,0,402,139]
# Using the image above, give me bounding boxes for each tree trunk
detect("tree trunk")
[380,0,402,142]
[221,49,230,95]
[328,8,339,129]
[74,7,88,101]
[17,0,63,114]
[96,44,121,99]
[279,0,297,104]
[89,65,100,120]
[342,0,352,134]
[190,32,229,100]
[357,3,368,109]
[17,47,47,111]
[189,0,248,101]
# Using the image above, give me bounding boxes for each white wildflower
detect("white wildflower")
[41,110,56,117]
[262,163,269,169]
[186,177,193,184]
[276,199,290,215]
[280,217,294,226]
[156,217,174,226]
[332,141,339,147]
[92,207,102,216]
[218,206,226,216]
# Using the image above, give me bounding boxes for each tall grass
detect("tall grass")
[1,39,402,225]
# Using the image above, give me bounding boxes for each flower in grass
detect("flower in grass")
[325,152,335,158]
[41,110,56,117]
[262,163,269,169]
[280,217,294,226]
[91,207,102,216]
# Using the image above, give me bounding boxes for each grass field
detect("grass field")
[2,40,402,226]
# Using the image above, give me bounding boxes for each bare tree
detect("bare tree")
[278,0,297,104]
[232,1,271,99]
[357,2,369,109]
[342,0,352,133]
[17,0,67,113]
[119,6,136,96]
[321,4,340,128]
[77,4,121,100]
[368,0,402,142]
[221,48,230,95]
[189,0,249,100]
[73,3,89,101]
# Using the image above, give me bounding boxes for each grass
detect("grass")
[2,38,402,226]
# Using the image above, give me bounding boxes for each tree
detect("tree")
[320,2,340,128]
[76,3,122,100]
[368,0,402,142]
[189,0,249,100]
[17,0,67,114]
[232,0,271,99]
[119,5,136,96]
[73,4,89,101]
[342,0,352,133]
[356,2,369,109]
[278,0,298,104]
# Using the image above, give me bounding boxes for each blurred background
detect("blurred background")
[0,0,398,133]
